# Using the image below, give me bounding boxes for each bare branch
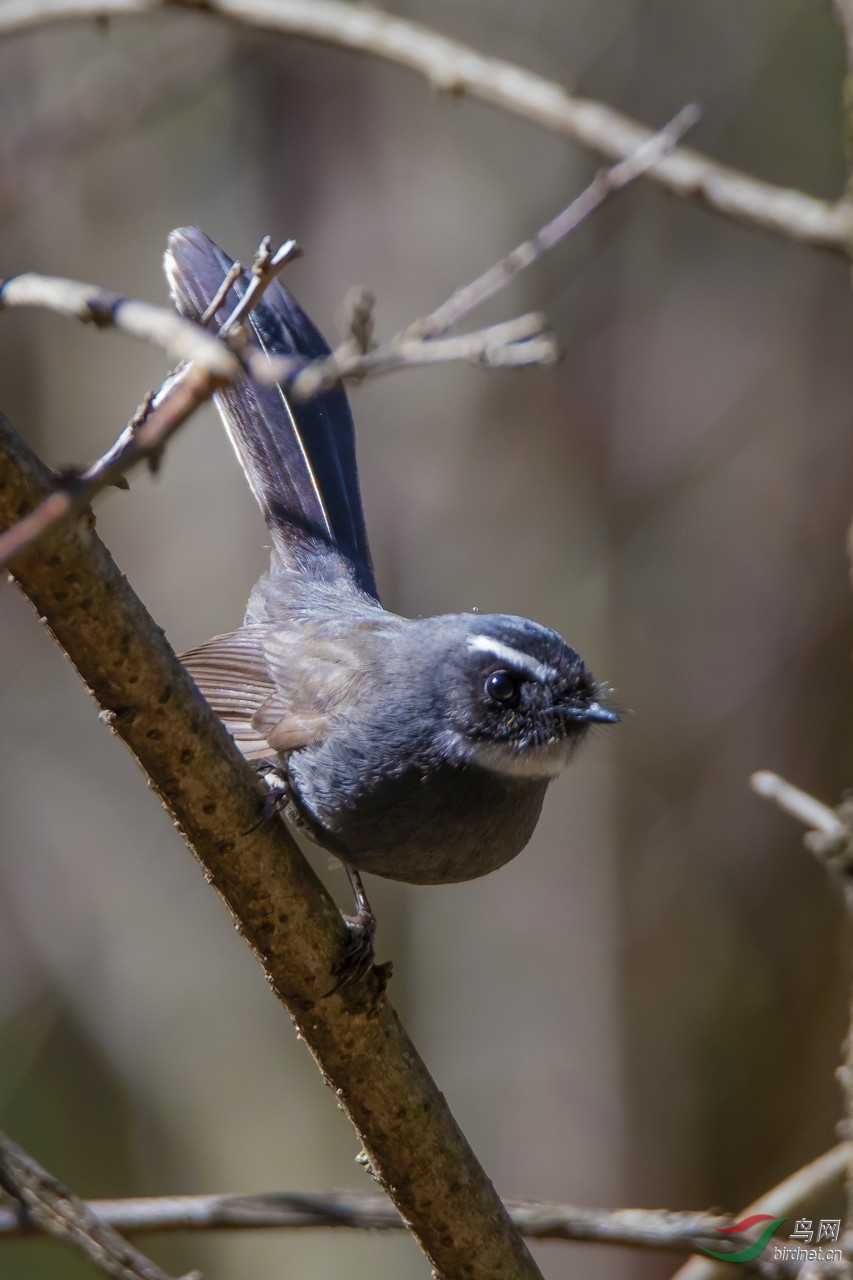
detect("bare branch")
[0,410,543,1280]
[278,314,558,402]
[0,271,549,570]
[0,105,693,568]
[0,1129,197,1280]
[0,1186,783,1255]
[219,234,302,336]
[751,772,853,1238]
[0,365,220,569]
[670,1144,852,1280]
[200,261,243,326]
[276,103,698,398]
[3,0,852,255]
[404,103,700,340]
[0,1147,847,1266]
[0,268,550,570]
[750,772,848,844]
[75,231,302,496]
[0,274,241,377]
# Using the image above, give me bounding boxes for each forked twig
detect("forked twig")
[0,105,698,570]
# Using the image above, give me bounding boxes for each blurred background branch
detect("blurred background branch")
[752,764,853,1244]
[0,1129,197,1280]
[670,1145,852,1280]
[0,104,692,569]
[4,0,853,253]
[1,1142,847,1262]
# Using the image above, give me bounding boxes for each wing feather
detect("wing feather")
[180,627,340,759]
[181,628,277,759]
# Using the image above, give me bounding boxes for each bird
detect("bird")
[166,226,618,980]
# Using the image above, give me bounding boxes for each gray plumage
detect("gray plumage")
[167,227,617,887]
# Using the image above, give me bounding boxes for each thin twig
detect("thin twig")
[0,105,695,570]
[282,315,559,401]
[340,285,376,354]
[404,103,700,340]
[219,235,302,336]
[0,1148,847,1268]
[0,230,331,566]
[0,1130,198,1280]
[87,234,300,488]
[670,1144,852,1280]
[0,1187,768,1254]
[0,272,243,533]
[0,366,218,568]
[278,103,698,397]
[3,0,852,255]
[0,271,547,569]
[0,274,241,378]
[750,771,853,1242]
[200,261,243,326]
[750,772,848,844]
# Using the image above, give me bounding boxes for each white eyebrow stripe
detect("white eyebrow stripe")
[467,634,556,683]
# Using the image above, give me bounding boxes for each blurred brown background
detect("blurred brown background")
[1,4,853,1278]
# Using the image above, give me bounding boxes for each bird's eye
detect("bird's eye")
[485,670,520,706]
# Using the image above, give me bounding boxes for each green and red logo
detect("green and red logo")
[698,1215,787,1263]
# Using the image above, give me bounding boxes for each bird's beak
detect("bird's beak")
[562,701,620,724]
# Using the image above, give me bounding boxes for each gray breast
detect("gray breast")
[288,743,549,885]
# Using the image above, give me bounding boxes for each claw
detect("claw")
[325,863,385,995]
[328,911,377,993]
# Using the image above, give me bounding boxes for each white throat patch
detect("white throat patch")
[439,729,574,779]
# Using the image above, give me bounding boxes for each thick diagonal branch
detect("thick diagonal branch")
[0,411,542,1280]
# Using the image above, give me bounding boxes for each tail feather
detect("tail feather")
[165,226,377,600]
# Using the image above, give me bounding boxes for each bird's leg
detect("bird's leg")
[249,778,387,995]
[344,863,375,934]
[328,862,379,992]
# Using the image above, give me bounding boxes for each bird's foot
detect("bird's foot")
[326,864,391,996]
[329,906,377,992]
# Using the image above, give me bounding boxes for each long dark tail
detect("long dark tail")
[165,226,377,600]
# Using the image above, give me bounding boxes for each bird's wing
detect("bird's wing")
[180,626,325,759]
[180,624,371,759]
[249,625,376,751]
